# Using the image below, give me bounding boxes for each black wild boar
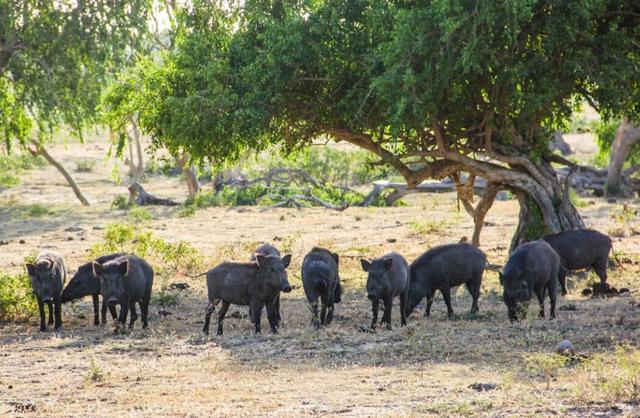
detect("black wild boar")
[61,253,124,325]
[500,240,559,322]
[361,252,409,330]
[249,244,289,326]
[302,247,341,327]
[203,254,292,336]
[26,252,66,331]
[407,243,486,318]
[542,229,613,294]
[92,255,154,330]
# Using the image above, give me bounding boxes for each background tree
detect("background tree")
[0,0,152,204]
[101,1,202,197]
[604,120,640,197]
[129,0,640,248]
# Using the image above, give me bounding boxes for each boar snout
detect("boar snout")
[42,296,52,303]
[108,297,119,306]
[281,284,292,293]
[367,293,376,301]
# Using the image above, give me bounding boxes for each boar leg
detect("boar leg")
[274,296,282,325]
[216,300,230,336]
[203,302,216,335]
[128,301,138,329]
[558,266,568,296]
[466,280,480,314]
[536,287,546,319]
[251,300,263,334]
[441,287,454,317]
[425,290,434,317]
[320,291,331,325]
[325,302,334,325]
[370,299,379,330]
[548,283,557,319]
[92,294,100,325]
[593,256,608,285]
[47,301,54,325]
[382,296,393,330]
[141,292,150,329]
[118,301,129,331]
[266,300,278,333]
[399,291,408,326]
[53,297,62,330]
[308,300,320,328]
[37,298,47,332]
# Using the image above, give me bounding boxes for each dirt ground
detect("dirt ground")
[0,137,639,417]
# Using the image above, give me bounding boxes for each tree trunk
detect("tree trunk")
[29,141,90,206]
[176,153,200,197]
[508,185,584,253]
[471,182,499,247]
[606,120,640,197]
[130,118,145,180]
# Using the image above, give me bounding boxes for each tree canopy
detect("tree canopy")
[0,0,152,148]
[101,0,640,246]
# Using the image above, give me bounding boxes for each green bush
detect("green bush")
[75,158,95,173]
[237,145,395,187]
[111,195,133,210]
[128,206,152,222]
[0,153,47,188]
[90,223,203,275]
[151,289,179,306]
[0,272,37,321]
[182,183,395,213]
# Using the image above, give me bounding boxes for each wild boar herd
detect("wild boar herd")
[25,229,616,335]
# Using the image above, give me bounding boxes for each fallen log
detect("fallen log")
[360,177,492,206]
[128,182,178,206]
[258,192,348,211]
[557,166,640,197]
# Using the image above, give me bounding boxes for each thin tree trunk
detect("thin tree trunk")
[606,120,640,197]
[176,152,200,197]
[29,140,90,206]
[471,183,499,247]
[129,117,145,180]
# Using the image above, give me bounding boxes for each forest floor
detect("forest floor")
[0,137,639,417]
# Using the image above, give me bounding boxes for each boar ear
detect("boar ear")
[498,271,504,286]
[282,254,291,268]
[119,260,129,276]
[332,252,339,265]
[383,259,393,271]
[26,263,36,276]
[92,262,103,278]
[255,254,266,268]
[360,259,371,272]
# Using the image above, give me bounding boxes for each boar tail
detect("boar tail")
[186,271,208,278]
[610,243,626,270]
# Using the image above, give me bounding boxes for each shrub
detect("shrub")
[0,153,47,189]
[575,345,640,403]
[128,206,152,222]
[0,272,37,321]
[408,219,448,236]
[524,352,569,389]
[75,159,95,173]
[151,289,179,306]
[111,195,133,210]
[90,223,203,276]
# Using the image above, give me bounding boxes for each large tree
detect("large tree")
[131,0,640,248]
[0,0,151,204]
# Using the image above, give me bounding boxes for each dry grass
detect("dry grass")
[0,139,639,416]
